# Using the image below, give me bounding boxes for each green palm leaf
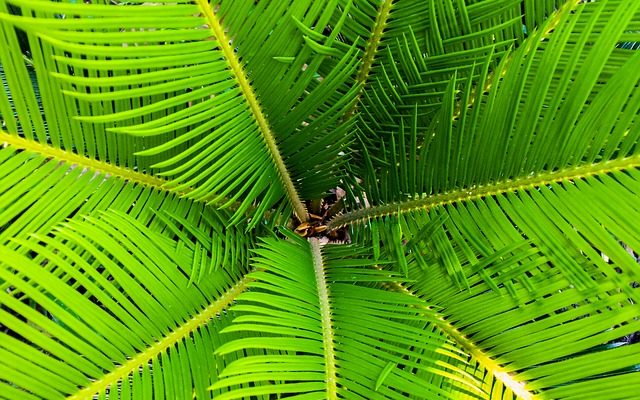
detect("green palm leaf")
[339,0,548,160]
[0,210,258,399]
[0,0,361,223]
[213,232,484,399]
[0,138,255,271]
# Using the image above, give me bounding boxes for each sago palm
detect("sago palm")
[0,0,639,399]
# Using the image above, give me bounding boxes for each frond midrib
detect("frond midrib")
[1,131,168,190]
[195,0,308,221]
[328,154,640,229]
[383,279,537,400]
[309,238,338,399]
[344,0,394,119]
[66,274,253,400]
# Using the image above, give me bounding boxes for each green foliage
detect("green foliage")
[0,0,639,399]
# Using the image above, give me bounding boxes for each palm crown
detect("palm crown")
[1,0,639,399]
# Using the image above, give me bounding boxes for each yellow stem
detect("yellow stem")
[384,279,537,400]
[309,238,337,399]
[67,275,252,400]
[328,154,640,230]
[344,0,394,119]
[195,0,308,221]
[1,131,166,189]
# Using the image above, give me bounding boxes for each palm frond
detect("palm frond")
[213,232,485,399]
[0,134,261,262]
[0,0,361,223]
[366,197,640,399]
[341,0,535,158]
[335,0,640,213]
[0,210,256,399]
[402,200,640,398]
